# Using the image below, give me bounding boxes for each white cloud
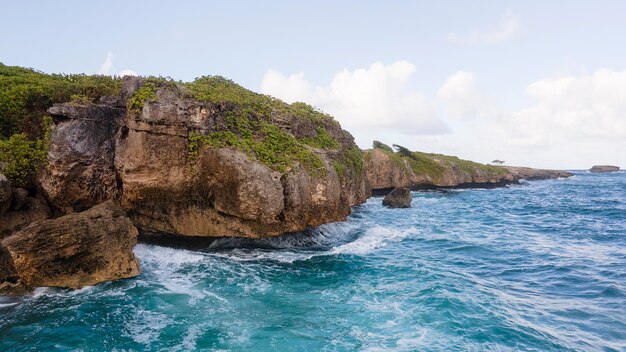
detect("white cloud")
[98,52,114,75]
[261,61,448,146]
[428,69,626,168]
[446,10,522,46]
[507,69,626,144]
[437,71,488,119]
[97,52,138,77]
[261,62,626,168]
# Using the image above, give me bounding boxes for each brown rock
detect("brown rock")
[40,79,370,240]
[0,201,140,292]
[382,187,412,208]
[40,103,124,212]
[590,165,620,173]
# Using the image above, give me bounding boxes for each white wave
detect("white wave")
[134,244,206,267]
[124,309,171,346]
[330,226,417,255]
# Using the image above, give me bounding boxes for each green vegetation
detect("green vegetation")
[184,76,344,176]
[301,127,339,150]
[0,63,121,139]
[0,123,51,187]
[0,65,349,181]
[370,143,508,181]
[372,140,393,152]
[333,146,364,179]
[189,112,327,176]
[185,76,335,123]
[128,81,158,113]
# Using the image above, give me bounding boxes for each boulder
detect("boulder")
[590,165,620,173]
[0,174,10,215]
[382,187,412,208]
[0,201,140,292]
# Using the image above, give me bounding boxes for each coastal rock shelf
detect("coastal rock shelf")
[364,147,572,193]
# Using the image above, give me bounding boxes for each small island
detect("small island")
[589,165,620,173]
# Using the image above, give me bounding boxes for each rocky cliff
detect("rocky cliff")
[364,147,572,192]
[39,77,370,240]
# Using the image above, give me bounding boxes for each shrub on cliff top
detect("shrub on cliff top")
[0,63,121,139]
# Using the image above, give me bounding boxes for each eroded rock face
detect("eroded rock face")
[40,79,370,239]
[40,101,125,213]
[382,188,412,208]
[590,165,620,173]
[0,201,140,292]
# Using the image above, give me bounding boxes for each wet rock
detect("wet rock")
[590,165,620,173]
[0,201,140,292]
[382,187,412,208]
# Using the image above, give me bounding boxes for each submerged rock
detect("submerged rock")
[0,201,140,292]
[382,187,412,208]
[590,165,620,173]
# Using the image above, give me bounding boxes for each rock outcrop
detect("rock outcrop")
[589,165,620,173]
[504,166,573,180]
[0,201,140,292]
[364,148,573,192]
[40,78,370,239]
[382,188,412,208]
[40,99,125,213]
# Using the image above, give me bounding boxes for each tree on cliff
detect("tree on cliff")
[393,144,415,160]
[372,140,393,152]
[491,160,505,165]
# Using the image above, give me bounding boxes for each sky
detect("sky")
[1,0,625,169]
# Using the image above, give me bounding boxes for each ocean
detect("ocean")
[1,171,625,351]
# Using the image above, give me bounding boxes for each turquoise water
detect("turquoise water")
[1,172,625,351]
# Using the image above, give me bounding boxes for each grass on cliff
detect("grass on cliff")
[372,143,507,180]
[0,64,356,182]
[188,111,327,176]
[183,76,348,176]
[0,63,121,139]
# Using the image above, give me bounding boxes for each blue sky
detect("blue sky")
[2,1,625,168]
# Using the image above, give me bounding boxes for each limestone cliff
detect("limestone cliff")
[39,77,370,239]
[364,147,572,192]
